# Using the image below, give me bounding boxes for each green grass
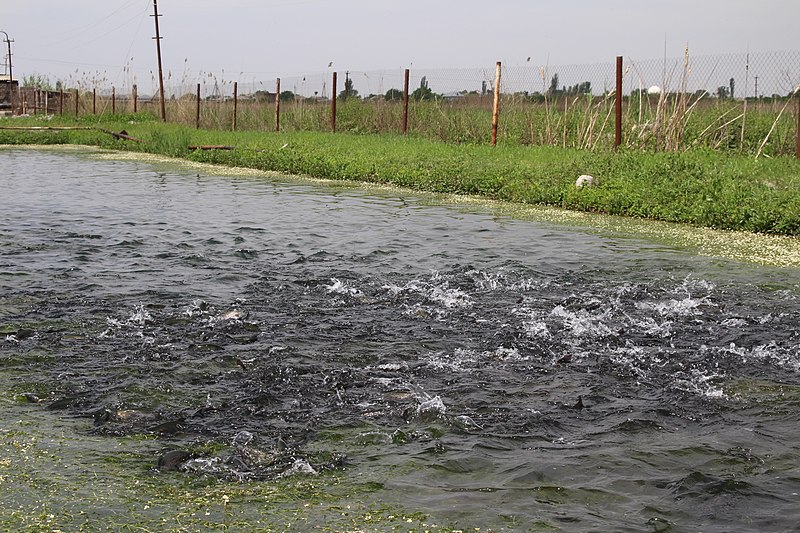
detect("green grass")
[2,112,800,235]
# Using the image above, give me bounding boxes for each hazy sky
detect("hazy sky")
[3,0,798,93]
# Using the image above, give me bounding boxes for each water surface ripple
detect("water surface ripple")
[2,148,800,531]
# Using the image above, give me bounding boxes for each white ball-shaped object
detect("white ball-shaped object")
[647,85,662,95]
[575,174,596,188]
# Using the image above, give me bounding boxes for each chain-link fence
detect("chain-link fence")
[18,49,800,156]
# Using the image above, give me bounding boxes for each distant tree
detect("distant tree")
[254,90,275,102]
[339,75,358,100]
[716,86,730,99]
[411,76,436,101]
[22,73,53,91]
[564,81,591,95]
[280,90,295,102]
[384,88,404,101]
[729,78,735,99]
[547,73,559,95]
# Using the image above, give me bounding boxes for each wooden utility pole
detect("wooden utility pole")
[152,0,166,121]
[0,31,12,81]
[491,61,501,146]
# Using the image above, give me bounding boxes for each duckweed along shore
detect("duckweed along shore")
[2,113,800,237]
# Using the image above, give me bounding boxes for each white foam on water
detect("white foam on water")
[383,276,474,310]
[325,278,363,298]
[372,362,409,372]
[184,299,210,318]
[638,296,714,317]
[551,305,613,338]
[720,317,748,328]
[678,276,716,294]
[100,304,153,338]
[608,345,651,381]
[128,304,153,326]
[727,341,800,372]
[523,320,551,339]
[467,269,507,291]
[428,283,473,309]
[634,316,674,338]
[424,348,480,372]
[672,368,726,399]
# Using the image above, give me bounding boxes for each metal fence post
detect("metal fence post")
[59,89,63,115]
[92,88,97,115]
[332,71,337,133]
[403,68,410,135]
[74,89,79,116]
[196,83,201,129]
[275,78,281,132]
[132,84,138,113]
[232,81,238,131]
[491,61,501,146]
[112,87,116,114]
[615,56,623,150]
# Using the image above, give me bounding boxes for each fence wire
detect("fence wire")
[15,50,800,156]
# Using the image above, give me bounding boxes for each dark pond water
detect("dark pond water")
[2,148,800,531]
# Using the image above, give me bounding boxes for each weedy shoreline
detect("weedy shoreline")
[2,113,800,237]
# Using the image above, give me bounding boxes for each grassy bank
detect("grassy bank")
[2,113,800,235]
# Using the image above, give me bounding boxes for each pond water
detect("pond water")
[2,148,800,531]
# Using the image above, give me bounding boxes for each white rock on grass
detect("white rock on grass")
[575,174,596,188]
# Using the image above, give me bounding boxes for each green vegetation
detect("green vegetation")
[2,112,800,235]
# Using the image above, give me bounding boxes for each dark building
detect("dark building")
[0,78,19,116]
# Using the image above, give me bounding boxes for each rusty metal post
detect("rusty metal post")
[796,93,800,159]
[152,0,167,121]
[112,87,116,114]
[74,89,79,116]
[275,78,281,132]
[92,88,97,115]
[403,68,410,135]
[59,89,63,115]
[615,56,623,150]
[196,83,201,129]
[331,71,337,133]
[491,61,502,146]
[232,81,238,131]
[132,84,138,113]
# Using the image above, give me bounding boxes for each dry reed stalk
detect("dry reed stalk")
[540,67,554,145]
[710,112,745,149]
[686,105,740,150]
[740,52,750,152]
[755,84,800,159]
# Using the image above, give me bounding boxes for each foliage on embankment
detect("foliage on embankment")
[2,113,799,235]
